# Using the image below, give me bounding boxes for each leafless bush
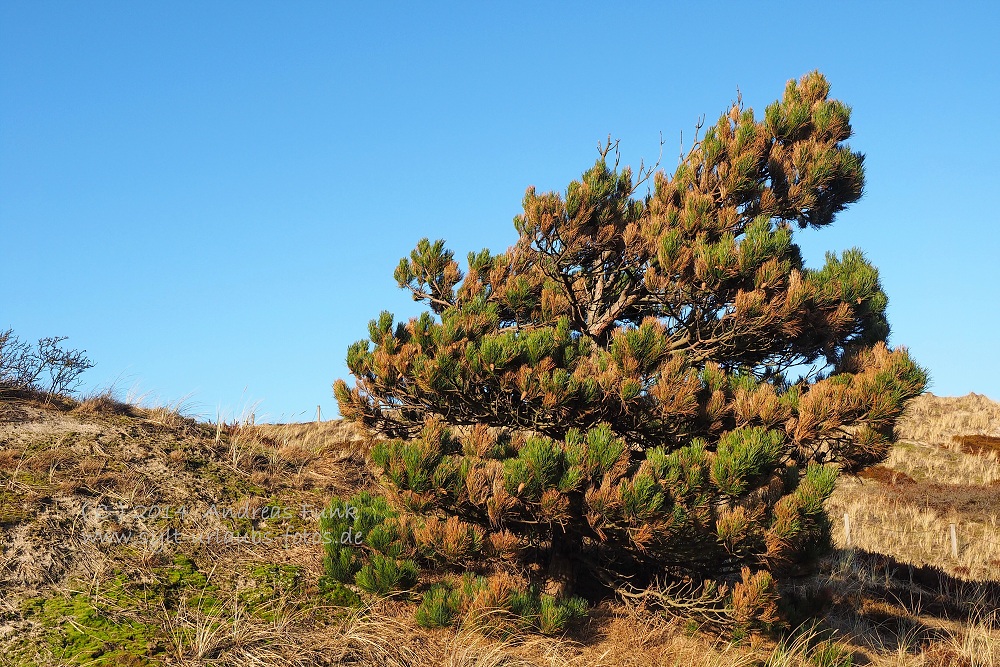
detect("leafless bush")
[0,328,95,397]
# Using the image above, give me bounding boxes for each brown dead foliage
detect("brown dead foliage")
[0,448,21,469]
[858,465,917,485]
[953,433,1000,457]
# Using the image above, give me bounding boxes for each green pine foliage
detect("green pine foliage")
[319,491,418,595]
[414,575,587,636]
[332,72,928,631]
[354,554,419,595]
[415,583,458,628]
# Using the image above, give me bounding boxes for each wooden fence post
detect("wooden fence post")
[950,523,959,559]
[844,513,852,548]
[317,405,322,423]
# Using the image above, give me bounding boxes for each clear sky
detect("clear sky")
[2,2,998,422]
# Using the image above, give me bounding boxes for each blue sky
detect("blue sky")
[2,2,998,421]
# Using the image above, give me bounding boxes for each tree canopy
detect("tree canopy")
[331,71,927,630]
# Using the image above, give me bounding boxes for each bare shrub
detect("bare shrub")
[0,329,94,397]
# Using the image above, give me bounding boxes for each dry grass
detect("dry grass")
[825,394,1000,581]
[828,478,1000,580]
[896,392,1000,445]
[883,441,1000,486]
[953,434,1000,457]
[73,392,141,417]
[162,595,325,666]
[73,388,200,432]
[254,419,368,453]
[3,391,1000,666]
[208,419,369,495]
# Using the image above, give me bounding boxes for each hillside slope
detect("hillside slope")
[0,392,998,666]
[0,395,370,665]
[826,392,1000,580]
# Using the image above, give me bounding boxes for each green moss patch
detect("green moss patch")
[18,591,162,666]
[238,563,304,619]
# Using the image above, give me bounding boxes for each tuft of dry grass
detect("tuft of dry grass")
[254,419,368,453]
[209,419,368,496]
[161,594,327,667]
[443,636,532,667]
[73,388,200,432]
[329,602,432,667]
[943,608,1000,667]
[73,391,140,417]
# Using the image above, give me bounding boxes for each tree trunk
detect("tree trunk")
[545,523,581,598]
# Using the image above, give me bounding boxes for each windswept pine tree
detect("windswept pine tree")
[332,72,927,629]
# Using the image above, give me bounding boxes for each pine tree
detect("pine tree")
[333,72,927,623]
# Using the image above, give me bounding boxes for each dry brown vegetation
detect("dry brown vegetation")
[894,393,1000,446]
[1,391,999,666]
[827,393,1000,583]
[953,435,1000,458]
